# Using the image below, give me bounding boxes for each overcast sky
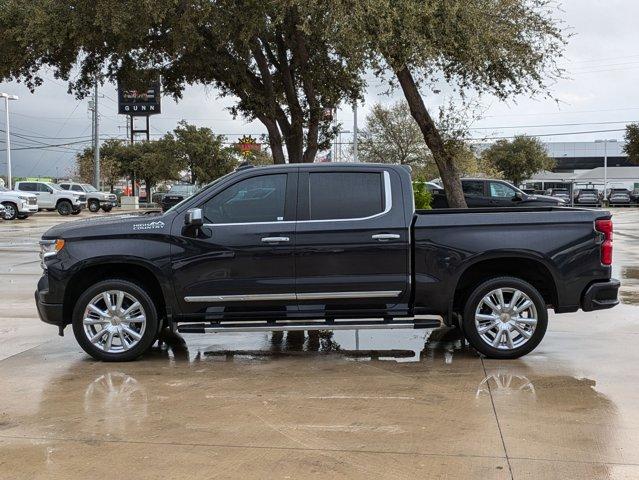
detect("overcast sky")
[1,0,637,178]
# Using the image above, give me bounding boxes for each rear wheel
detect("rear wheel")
[462,276,547,359]
[88,200,100,212]
[57,200,72,216]
[1,202,17,220]
[72,279,159,361]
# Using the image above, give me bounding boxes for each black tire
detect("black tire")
[72,279,159,361]
[1,202,17,220]
[88,200,101,213]
[57,200,72,216]
[462,276,547,359]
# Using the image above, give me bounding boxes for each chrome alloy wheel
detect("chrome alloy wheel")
[474,287,538,351]
[82,290,147,353]
[3,204,15,220]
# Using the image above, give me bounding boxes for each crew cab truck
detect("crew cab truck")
[15,181,86,215]
[58,182,117,213]
[0,185,38,220]
[35,163,620,362]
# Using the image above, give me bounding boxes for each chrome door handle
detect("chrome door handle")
[261,236,290,243]
[372,233,400,241]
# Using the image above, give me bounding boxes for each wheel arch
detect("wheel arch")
[451,253,559,320]
[63,260,170,327]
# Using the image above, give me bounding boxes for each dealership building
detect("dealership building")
[522,141,639,192]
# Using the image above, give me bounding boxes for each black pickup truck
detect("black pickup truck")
[35,163,619,361]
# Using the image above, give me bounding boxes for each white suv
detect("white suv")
[14,181,86,216]
[58,182,117,213]
[0,185,39,220]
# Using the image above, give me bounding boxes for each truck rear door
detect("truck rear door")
[294,167,410,315]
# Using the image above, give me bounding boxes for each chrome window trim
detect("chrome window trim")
[202,170,392,227]
[184,289,402,303]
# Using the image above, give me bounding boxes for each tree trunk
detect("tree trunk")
[395,66,467,208]
[259,115,286,164]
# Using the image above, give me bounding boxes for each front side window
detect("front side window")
[59,184,70,190]
[489,182,517,198]
[18,182,36,192]
[462,181,485,197]
[308,172,383,220]
[202,174,287,224]
[71,185,84,192]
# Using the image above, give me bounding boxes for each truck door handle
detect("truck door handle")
[372,233,400,241]
[261,236,290,243]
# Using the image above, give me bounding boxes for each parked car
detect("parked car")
[574,188,601,206]
[547,188,571,203]
[0,185,38,220]
[58,182,117,213]
[431,178,566,208]
[15,181,86,215]
[160,183,197,211]
[632,188,639,204]
[36,163,618,362]
[607,188,632,206]
[0,203,5,220]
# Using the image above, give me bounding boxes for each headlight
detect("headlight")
[39,239,65,269]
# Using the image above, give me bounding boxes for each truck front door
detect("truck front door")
[294,168,410,316]
[171,171,298,320]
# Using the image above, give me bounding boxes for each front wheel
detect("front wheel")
[2,202,17,220]
[72,279,159,361]
[462,277,547,359]
[57,200,72,216]
[88,200,100,213]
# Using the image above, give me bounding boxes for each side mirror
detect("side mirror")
[513,192,524,201]
[184,208,204,227]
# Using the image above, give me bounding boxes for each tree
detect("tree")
[482,136,555,186]
[328,0,565,207]
[75,139,126,191]
[359,101,432,168]
[169,121,236,185]
[623,124,639,164]
[0,0,364,164]
[133,139,183,193]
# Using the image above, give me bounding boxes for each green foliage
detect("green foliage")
[412,181,433,210]
[75,139,127,191]
[0,0,365,164]
[623,124,639,164]
[481,135,555,186]
[359,101,432,167]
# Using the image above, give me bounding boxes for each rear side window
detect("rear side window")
[17,182,36,192]
[462,181,484,196]
[202,174,287,224]
[308,172,383,220]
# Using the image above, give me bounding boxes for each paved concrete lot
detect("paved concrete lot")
[0,209,638,479]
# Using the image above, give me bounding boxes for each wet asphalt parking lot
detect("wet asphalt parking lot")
[0,209,638,479]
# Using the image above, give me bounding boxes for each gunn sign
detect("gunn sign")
[118,81,161,116]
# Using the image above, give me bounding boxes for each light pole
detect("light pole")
[1,93,19,189]
[595,139,618,202]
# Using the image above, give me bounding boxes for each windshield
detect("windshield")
[82,184,98,192]
[166,173,234,214]
[168,184,196,194]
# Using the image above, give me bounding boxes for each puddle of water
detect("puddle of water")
[157,327,469,364]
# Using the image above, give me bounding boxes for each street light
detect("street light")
[595,139,618,201]
[1,93,19,189]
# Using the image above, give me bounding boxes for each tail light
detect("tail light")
[595,219,613,266]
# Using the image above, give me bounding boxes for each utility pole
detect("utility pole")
[92,81,100,189]
[353,101,358,162]
[1,93,19,189]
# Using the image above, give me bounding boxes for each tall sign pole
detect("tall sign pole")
[1,93,18,188]
[93,82,100,189]
[352,101,358,162]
